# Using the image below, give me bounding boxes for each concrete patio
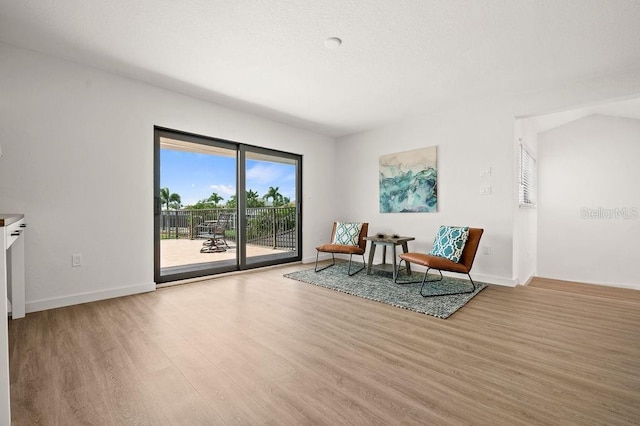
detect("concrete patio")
[161,238,293,268]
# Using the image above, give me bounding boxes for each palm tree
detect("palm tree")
[246,189,264,208]
[247,189,259,202]
[225,195,237,208]
[207,192,224,207]
[160,187,182,210]
[262,186,283,206]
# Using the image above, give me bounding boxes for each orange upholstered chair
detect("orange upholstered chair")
[395,227,483,297]
[315,222,369,276]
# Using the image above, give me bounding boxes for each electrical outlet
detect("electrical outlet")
[72,254,82,267]
[482,245,491,255]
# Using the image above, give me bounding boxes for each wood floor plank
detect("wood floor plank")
[139,365,226,425]
[8,263,640,425]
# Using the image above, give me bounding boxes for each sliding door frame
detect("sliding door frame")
[154,126,302,284]
[240,144,303,269]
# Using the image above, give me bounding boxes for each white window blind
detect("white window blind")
[519,143,536,207]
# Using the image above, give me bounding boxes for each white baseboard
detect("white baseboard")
[535,275,640,291]
[462,272,518,287]
[25,282,156,314]
[518,274,536,286]
[584,280,640,291]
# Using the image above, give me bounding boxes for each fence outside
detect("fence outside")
[160,207,297,250]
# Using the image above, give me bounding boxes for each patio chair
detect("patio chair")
[394,227,483,297]
[198,213,232,253]
[315,222,368,276]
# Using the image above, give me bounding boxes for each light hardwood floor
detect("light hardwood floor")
[8,264,640,425]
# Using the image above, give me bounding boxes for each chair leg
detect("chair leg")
[394,259,406,283]
[394,259,424,284]
[200,243,226,253]
[218,236,230,249]
[467,273,477,292]
[420,268,475,298]
[347,254,365,276]
[315,251,335,272]
[394,261,478,295]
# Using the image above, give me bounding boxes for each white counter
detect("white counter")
[0,214,26,425]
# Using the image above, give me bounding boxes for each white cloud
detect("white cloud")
[209,184,236,196]
[246,163,286,184]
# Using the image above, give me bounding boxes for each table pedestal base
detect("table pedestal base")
[364,236,414,281]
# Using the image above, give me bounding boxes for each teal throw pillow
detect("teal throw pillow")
[429,226,470,263]
[332,222,363,246]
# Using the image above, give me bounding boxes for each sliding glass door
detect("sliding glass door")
[154,128,301,283]
[243,147,300,267]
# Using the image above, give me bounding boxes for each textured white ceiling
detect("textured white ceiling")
[1,0,640,136]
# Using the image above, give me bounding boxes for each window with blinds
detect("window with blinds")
[519,143,537,207]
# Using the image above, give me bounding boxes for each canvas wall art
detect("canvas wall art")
[379,146,437,213]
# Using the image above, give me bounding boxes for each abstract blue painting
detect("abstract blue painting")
[379,146,437,213]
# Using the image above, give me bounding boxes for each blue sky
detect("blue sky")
[160,149,296,206]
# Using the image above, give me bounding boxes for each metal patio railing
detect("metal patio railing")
[160,207,296,250]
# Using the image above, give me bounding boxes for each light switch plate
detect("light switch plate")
[480,185,492,195]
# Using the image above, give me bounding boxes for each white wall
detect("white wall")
[335,101,518,285]
[0,43,336,312]
[336,83,640,286]
[537,114,640,288]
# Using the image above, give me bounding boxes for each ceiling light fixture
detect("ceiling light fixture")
[324,37,342,49]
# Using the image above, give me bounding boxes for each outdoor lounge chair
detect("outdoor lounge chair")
[315,222,368,276]
[198,213,232,253]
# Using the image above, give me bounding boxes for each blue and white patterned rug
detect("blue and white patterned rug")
[284,262,487,319]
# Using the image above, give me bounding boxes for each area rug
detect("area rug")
[283,262,487,318]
